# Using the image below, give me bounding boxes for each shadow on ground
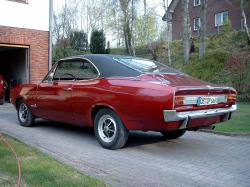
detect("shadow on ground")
[33,119,167,148]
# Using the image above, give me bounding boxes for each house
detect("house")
[0,0,52,96]
[163,0,250,40]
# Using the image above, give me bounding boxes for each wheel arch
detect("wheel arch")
[91,104,119,125]
[15,97,24,108]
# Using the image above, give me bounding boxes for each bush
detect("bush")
[90,30,106,54]
[226,53,250,94]
[184,50,230,83]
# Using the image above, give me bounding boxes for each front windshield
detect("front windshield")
[114,57,182,75]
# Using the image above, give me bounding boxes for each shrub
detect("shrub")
[226,53,250,94]
[90,30,106,54]
[184,50,230,83]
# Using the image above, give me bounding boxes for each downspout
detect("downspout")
[49,0,53,70]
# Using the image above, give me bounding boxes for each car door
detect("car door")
[34,60,77,123]
[70,58,101,126]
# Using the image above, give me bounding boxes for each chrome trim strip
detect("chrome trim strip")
[163,105,237,129]
[176,86,236,92]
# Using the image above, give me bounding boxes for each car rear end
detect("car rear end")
[163,86,237,130]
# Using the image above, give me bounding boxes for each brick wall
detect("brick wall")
[0,26,49,83]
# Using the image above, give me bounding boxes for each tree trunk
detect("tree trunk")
[144,0,149,43]
[199,0,207,58]
[162,0,172,65]
[182,0,190,64]
[241,0,250,45]
[119,0,133,55]
[131,0,136,56]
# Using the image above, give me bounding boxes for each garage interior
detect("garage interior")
[0,45,29,102]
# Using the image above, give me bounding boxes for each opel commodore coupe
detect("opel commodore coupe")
[10,54,237,149]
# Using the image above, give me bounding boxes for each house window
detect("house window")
[193,17,201,31]
[194,0,201,6]
[215,11,229,27]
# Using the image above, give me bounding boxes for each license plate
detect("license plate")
[197,96,217,106]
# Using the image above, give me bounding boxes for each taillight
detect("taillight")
[227,94,236,103]
[174,95,198,107]
[175,96,184,106]
[0,80,3,84]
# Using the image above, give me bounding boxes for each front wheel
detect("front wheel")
[161,129,186,140]
[17,101,35,127]
[94,109,128,150]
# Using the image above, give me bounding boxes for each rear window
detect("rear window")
[113,57,182,75]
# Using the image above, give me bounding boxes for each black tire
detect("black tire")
[94,108,128,150]
[17,101,35,127]
[0,96,4,105]
[161,129,186,140]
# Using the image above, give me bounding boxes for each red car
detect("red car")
[11,55,237,149]
[0,75,7,105]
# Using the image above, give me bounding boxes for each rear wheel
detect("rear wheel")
[161,129,186,140]
[17,101,35,127]
[94,109,128,150]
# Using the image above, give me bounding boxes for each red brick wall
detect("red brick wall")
[172,0,250,40]
[0,26,49,83]
[172,1,183,40]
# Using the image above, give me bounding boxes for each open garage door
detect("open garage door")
[0,44,29,102]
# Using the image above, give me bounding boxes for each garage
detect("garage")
[0,44,29,102]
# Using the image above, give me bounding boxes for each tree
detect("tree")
[240,0,250,44]
[106,41,111,54]
[199,0,207,58]
[182,0,190,64]
[90,30,106,54]
[131,0,136,56]
[69,31,88,51]
[119,0,133,55]
[53,0,78,48]
[162,0,172,65]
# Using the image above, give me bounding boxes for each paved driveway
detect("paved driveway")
[0,104,250,187]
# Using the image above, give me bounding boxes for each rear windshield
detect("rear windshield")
[113,57,182,75]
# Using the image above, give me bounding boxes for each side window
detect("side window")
[53,60,99,81]
[75,60,99,80]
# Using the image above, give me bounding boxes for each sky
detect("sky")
[53,0,170,17]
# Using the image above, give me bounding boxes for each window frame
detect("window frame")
[193,17,201,31]
[193,0,201,7]
[215,11,229,27]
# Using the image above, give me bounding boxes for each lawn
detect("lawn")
[215,102,250,133]
[0,134,107,187]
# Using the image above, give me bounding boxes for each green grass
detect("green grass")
[0,135,107,187]
[215,103,250,133]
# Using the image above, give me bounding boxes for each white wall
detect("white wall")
[0,0,49,31]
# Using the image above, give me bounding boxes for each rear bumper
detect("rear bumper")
[163,105,237,129]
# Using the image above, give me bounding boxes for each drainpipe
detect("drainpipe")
[49,0,53,70]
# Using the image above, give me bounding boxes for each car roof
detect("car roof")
[60,54,142,78]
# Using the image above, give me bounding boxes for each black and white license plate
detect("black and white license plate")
[197,96,217,106]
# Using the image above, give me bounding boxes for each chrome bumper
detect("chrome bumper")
[163,105,237,129]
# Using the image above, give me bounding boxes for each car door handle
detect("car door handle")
[63,87,72,91]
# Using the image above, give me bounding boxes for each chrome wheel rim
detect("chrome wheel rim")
[19,103,28,123]
[98,115,117,143]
